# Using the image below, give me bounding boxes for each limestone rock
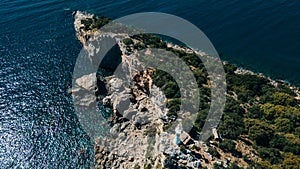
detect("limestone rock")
[75,73,97,91]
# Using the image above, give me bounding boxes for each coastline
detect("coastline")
[233,65,300,100]
[166,42,300,101]
[73,11,300,168]
[74,10,300,101]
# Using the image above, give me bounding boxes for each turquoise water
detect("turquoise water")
[0,0,299,168]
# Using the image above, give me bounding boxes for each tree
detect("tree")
[219,139,236,153]
[208,147,221,158]
[247,105,263,119]
[229,162,242,169]
[246,119,274,146]
[193,109,209,132]
[224,64,237,75]
[163,86,178,98]
[123,38,133,46]
[213,163,223,169]
[272,92,296,106]
[260,103,287,120]
[283,133,300,155]
[218,97,245,139]
[275,118,292,133]
[270,134,288,150]
[282,153,300,169]
[257,147,282,164]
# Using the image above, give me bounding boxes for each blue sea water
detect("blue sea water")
[0,0,299,168]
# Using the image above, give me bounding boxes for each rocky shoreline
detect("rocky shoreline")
[233,67,300,101]
[71,11,300,168]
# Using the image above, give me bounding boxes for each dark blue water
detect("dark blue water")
[0,0,299,168]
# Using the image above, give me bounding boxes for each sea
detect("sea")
[0,0,299,168]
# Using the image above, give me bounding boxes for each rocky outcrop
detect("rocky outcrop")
[70,72,97,107]
[73,11,250,169]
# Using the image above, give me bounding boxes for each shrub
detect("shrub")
[282,153,300,169]
[274,118,292,133]
[257,147,282,164]
[247,105,263,119]
[208,147,221,158]
[229,162,242,169]
[272,92,296,106]
[270,134,288,150]
[134,164,140,169]
[245,119,275,146]
[219,139,236,153]
[283,133,300,155]
[224,64,237,75]
[81,16,111,31]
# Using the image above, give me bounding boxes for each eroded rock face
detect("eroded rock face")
[76,73,97,91]
[86,36,122,71]
[96,53,170,168]
[73,11,247,169]
[73,11,169,168]
[71,72,97,107]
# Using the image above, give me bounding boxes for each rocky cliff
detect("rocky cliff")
[72,11,236,169]
[72,11,300,169]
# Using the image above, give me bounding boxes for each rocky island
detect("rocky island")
[71,11,300,169]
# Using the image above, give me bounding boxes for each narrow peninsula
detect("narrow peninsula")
[72,11,300,169]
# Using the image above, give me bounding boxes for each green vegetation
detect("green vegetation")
[80,15,138,34]
[229,162,242,169]
[208,147,221,158]
[215,63,300,167]
[131,34,167,49]
[134,164,140,169]
[257,147,282,164]
[143,163,152,169]
[191,144,201,151]
[219,139,236,153]
[122,38,134,46]
[128,34,300,168]
[79,12,300,168]
[81,16,111,31]
[218,96,245,140]
[218,64,300,168]
[129,34,210,125]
